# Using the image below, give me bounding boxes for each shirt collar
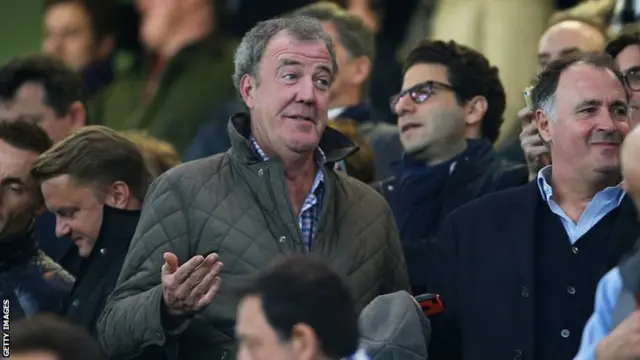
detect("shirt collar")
[536,165,626,205]
[249,135,327,164]
[328,107,345,120]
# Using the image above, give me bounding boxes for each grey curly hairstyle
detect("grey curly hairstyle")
[232,16,338,92]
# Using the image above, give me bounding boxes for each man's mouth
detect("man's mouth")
[284,115,314,122]
[400,123,422,133]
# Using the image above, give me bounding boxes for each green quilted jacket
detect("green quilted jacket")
[97,113,410,360]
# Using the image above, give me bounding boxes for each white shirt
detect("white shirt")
[328,107,345,120]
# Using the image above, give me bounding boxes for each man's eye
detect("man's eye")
[316,78,330,88]
[283,73,297,81]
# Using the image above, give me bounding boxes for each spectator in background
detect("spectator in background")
[92,0,238,155]
[499,16,608,175]
[345,0,404,125]
[123,130,180,178]
[0,54,87,277]
[31,126,149,338]
[236,256,430,360]
[605,24,640,128]
[327,118,376,184]
[0,120,73,320]
[97,16,409,360]
[42,0,118,97]
[551,0,640,36]
[291,1,401,181]
[235,256,362,360]
[427,53,639,360]
[11,314,106,360]
[0,54,87,143]
[374,39,527,295]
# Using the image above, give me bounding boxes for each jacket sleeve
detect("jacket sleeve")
[381,206,411,295]
[96,176,193,358]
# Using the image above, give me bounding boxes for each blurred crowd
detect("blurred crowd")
[2,0,640,359]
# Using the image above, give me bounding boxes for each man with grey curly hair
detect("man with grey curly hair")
[96,16,409,360]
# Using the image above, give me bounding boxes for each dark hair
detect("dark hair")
[44,0,118,41]
[606,24,640,58]
[237,256,359,359]
[0,54,86,118]
[0,120,53,155]
[291,1,375,60]
[404,39,505,143]
[532,52,627,120]
[11,314,106,360]
[31,125,151,202]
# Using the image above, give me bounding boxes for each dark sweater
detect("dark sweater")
[534,203,621,360]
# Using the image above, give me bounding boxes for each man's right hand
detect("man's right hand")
[596,310,640,359]
[161,252,223,316]
[518,107,550,180]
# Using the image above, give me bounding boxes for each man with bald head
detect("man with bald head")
[499,17,608,175]
[574,125,640,359]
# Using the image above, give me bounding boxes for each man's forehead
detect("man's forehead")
[265,32,332,66]
[558,63,624,93]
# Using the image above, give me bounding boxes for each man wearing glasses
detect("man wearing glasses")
[374,39,528,295]
[606,25,640,128]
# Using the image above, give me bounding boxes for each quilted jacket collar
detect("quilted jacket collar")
[227,112,359,165]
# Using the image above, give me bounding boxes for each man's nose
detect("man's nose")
[55,220,70,238]
[295,76,316,103]
[394,94,415,117]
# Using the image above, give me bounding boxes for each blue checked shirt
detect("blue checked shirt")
[250,136,325,251]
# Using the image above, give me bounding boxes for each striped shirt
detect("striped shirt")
[249,136,325,251]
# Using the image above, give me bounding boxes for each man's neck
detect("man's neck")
[417,139,467,167]
[158,13,212,58]
[329,88,362,110]
[549,166,621,221]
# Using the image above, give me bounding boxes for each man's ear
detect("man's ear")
[536,109,553,143]
[349,56,372,87]
[103,181,131,209]
[463,95,488,127]
[67,101,87,129]
[239,74,257,109]
[290,323,321,360]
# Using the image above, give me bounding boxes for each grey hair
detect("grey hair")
[232,16,338,92]
[538,93,557,122]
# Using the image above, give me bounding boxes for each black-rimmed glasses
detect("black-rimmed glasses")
[389,80,455,112]
[625,66,640,92]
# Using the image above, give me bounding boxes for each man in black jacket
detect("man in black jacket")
[30,125,150,339]
[426,52,640,360]
[374,39,528,294]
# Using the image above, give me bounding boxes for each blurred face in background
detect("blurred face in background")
[0,140,41,238]
[393,63,468,164]
[0,82,85,143]
[43,2,113,72]
[136,0,180,52]
[614,44,640,127]
[347,0,380,33]
[538,20,606,71]
[321,21,371,109]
